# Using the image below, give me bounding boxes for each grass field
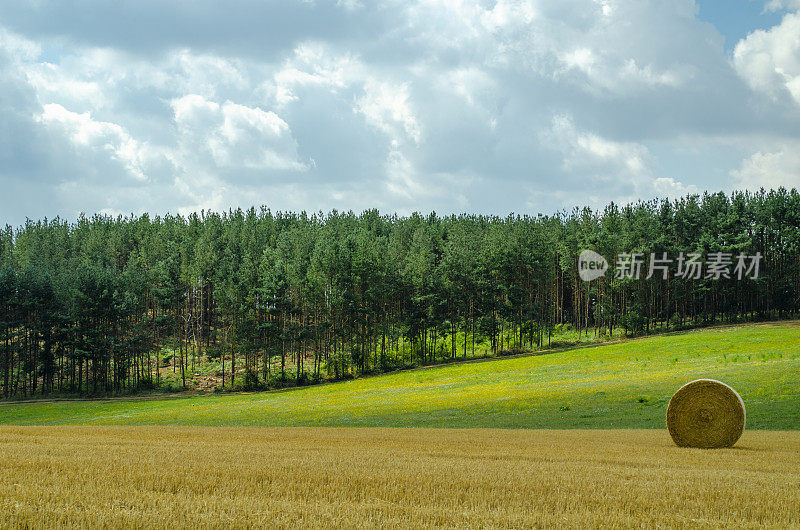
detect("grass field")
[1,322,798,429]
[1,426,798,528]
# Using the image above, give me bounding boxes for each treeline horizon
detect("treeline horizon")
[1,188,799,398]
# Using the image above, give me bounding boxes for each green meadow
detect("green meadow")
[1,322,798,429]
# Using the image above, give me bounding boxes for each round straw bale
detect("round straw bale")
[666,379,745,448]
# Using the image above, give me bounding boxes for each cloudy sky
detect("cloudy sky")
[2,0,800,225]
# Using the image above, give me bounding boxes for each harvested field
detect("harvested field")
[0,427,798,528]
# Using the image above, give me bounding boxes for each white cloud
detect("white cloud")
[356,80,421,146]
[172,49,248,98]
[171,94,307,172]
[764,0,800,12]
[28,65,105,109]
[171,93,220,126]
[265,43,359,107]
[731,143,800,190]
[544,114,652,179]
[0,27,39,61]
[402,0,704,96]
[734,11,800,106]
[38,103,150,181]
[542,114,698,204]
[384,149,423,199]
[336,0,364,11]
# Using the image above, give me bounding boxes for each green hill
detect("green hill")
[1,322,798,429]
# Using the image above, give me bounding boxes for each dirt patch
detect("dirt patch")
[194,374,223,392]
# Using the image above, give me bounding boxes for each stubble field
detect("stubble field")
[1,426,798,529]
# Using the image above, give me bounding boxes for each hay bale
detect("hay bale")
[666,379,745,448]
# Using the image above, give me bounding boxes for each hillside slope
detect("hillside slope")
[1,322,798,428]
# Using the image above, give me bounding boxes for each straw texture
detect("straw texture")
[666,379,745,448]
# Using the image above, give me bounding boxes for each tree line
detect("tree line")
[1,188,798,398]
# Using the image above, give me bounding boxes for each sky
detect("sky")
[1,0,800,226]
